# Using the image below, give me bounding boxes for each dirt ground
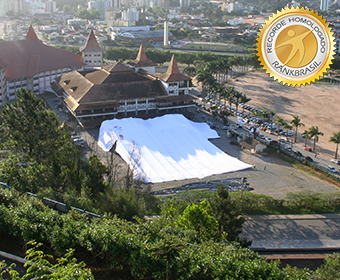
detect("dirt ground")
[228,71,340,159]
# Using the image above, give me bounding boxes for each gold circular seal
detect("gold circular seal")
[256,7,335,86]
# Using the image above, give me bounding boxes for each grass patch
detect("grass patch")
[180,43,245,52]
[265,146,296,164]
[293,163,340,188]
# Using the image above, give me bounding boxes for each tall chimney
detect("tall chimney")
[164,21,169,47]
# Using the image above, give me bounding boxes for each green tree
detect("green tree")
[83,155,108,199]
[220,110,232,124]
[301,129,310,147]
[222,86,236,113]
[149,233,185,280]
[240,94,251,115]
[1,89,59,162]
[282,122,293,141]
[74,8,100,20]
[0,241,94,279]
[260,109,270,122]
[196,67,215,100]
[209,186,249,245]
[274,116,284,135]
[313,253,340,280]
[183,66,196,77]
[308,126,324,152]
[290,115,305,143]
[233,90,243,115]
[63,4,71,12]
[329,132,340,159]
[175,200,218,240]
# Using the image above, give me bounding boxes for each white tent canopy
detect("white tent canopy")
[98,114,252,183]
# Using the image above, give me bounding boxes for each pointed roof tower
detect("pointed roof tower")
[25,25,41,42]
[128,44,157,67]
[80,30,104,52]
[158,55,190,82]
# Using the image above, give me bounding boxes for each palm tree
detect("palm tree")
[282,122,293,141]
[214,83,224,103]
[330,132,340,159]
[290,115,305,143]
[219,59,231,82]
[240,94,251,116]
[260,109,270,123]
[233,90,243,115]
[220,110,232,124]
[308,126,324,152]
[208,81,219,102]
[301,130,310,147]
[207,61,219,81]
[223,86,236,113]
[196,67,215,106]
[251,110,260,119]
[274,116,285,135]
[268,111,276,132]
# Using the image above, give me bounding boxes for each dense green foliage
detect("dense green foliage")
[104,46,260,67]
[0,241,94,279]
[1,188,340,279]
[0,188,316,279]
[162,189,340,216]
[330,56,340,70]
[75,8,100,20]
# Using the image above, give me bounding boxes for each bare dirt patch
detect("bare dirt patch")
[229,71,340,159]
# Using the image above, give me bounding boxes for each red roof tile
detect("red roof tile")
[127,44,157,67]
[0,36,85,80]
[0,59,8,70]
[103,62,133,73]
[25,25,41,41]
[158,55,190,82]
[79,30,104,53]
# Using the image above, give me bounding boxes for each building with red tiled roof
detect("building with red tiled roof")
[80,30,104,69]
[0,25,85,106]
[53,53,194,124]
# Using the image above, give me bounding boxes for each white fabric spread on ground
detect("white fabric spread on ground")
[98,114,252,183]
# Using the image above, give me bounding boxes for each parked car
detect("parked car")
[331,159,340,165]
[73,138,85,144]
[305,156,313,162]
[304,147,312,152]
[258,133,265,139]
[285,146,292,152]
[294,151,303,157]
[271,140,279,144]
[265,137,272,142]
[327,165,337,173]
